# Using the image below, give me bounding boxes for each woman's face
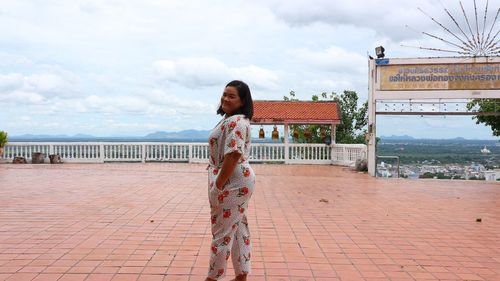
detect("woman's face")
[221,86,243,116]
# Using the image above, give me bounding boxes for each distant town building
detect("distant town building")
[481,146,491,154]
[484,170,500,181]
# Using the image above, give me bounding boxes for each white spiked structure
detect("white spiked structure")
[404,0,500,57]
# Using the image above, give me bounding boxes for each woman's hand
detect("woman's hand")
[215,151,241,189]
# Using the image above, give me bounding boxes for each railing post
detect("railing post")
[142,144,146,163]
[284,143,289,164]
[99,143,105,163]
[343,146,348,165]
[329,144,334,164]
[188,144,193,163]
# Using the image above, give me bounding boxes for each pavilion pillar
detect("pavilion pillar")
[284,123,289,163]
[330,124,337,165]
[331,124,336,144]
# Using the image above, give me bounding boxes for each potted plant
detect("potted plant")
[0,131,7,156]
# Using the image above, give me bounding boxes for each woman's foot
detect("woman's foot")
[233,274,247,281]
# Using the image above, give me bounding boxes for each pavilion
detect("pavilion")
[251,100,341,144]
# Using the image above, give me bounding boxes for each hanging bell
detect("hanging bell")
[259,126,265,139]
[304,128,312,139]
[271,125,279,140]
[320,127,326,139]
[292,127,299,140]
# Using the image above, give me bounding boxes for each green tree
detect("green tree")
[466,99,500,136]
[420,172,435,179]
[283,90,368,144]
[0,131,7,148]
[0,131,7,156]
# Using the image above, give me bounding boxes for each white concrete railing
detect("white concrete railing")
[1,142,366,166]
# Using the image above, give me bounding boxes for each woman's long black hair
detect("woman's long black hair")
[217,80,254,119]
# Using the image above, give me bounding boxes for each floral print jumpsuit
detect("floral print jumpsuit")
[207,114,255,280]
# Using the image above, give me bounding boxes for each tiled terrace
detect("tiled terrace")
[0,163,499,281]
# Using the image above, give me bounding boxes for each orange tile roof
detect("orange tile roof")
[252,100,341,124]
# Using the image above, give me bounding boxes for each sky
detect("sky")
[0,0,498,140]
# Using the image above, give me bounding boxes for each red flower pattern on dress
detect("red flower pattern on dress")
[238,186,249,197]
[213,169,218,175]
[235,130,243,139]
[243,236,250,246]
[211,215,217,225]
[242,167,250,177]
[238,203,245,214]
[229,121,237,129]
[223,208,231,218]
[229,139,236,149]
[216,268,224,278]
[211,245,218,254]
[223,236,231,245]
[218,190,229,203]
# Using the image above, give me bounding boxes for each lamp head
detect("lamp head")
[375,46,385,58]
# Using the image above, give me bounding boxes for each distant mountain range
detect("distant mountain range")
[7,132,496,141]
[9,130,211,141]
[380,135,415,140]
[145,130,210,139]
[380,135,470,141]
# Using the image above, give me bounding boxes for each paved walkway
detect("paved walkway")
[0,163,499,281]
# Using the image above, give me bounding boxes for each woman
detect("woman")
[206,80,255,281]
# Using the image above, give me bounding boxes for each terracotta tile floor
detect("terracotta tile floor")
[0,163,499,281]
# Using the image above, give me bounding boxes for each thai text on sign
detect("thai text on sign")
[379,63,500,90]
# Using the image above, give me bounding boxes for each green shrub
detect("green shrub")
[0,131,8,147]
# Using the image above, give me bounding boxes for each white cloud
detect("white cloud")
[153,58,230,88]
[0,52,33,67]
[102,119,161,130]
[153,57,280,91]
[264,0,438,41]
[288,46,366,74]
[0,0,497,138]
[142,89,213,113]
[20,116,32,122]
[0,90,46,104]
[301,79,354,93]
[423,117,463,129]
[231,65,280,90]
[0,73,24,92]
[25,74,69,95]
[76,95,149,114]
[70,89,214,117]
[0,69,81,103]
